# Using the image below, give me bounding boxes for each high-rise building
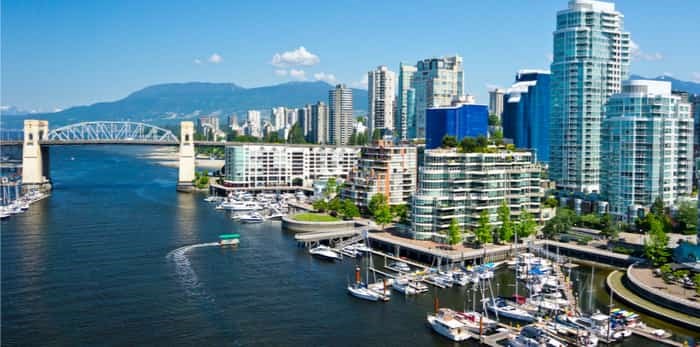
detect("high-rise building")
[601,80,694,222]
[271,107,286,131]
[411,146,546,239]
[549,0,630,193]
[396,63,417,140]
[413,56,464,139]
[227,113,239,129]
[342,141,417,207]
[299,104,312,137]
[689,94,700,175]
[502,70,551,163]
[286,108,299,127]
[425,101,488,149]
[368,65,396,137]
[245,110,262,138]
[311,101,329,144]
[329,84,354,145]
[489,88,505,117]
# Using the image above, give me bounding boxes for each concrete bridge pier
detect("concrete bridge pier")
[176,121,195,192]
[21,120,52,193]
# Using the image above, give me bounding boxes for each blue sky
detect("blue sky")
[2,0,698,112]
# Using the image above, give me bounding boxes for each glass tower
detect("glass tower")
[396,63,417,141]
[549,0,630,193]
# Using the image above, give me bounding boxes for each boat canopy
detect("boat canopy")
[219,234,241,239]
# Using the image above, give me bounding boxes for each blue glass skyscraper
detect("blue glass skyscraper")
[425,103,488,149]
[502,70,551,163]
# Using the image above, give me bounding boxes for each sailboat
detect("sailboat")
[347,266,382,301]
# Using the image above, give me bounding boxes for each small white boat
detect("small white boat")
[486,298,536,322]
[309,245,341,261]
[391,277,419,295]
[239,212,264,223]
[427,309,473,342]
[452,271,470,286]
[455,311,499,333]
[348,284,381,301]
[387,261,411,272]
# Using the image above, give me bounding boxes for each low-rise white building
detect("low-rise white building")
[224,144,360,187]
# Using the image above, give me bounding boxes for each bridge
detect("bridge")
[1,120,199,192]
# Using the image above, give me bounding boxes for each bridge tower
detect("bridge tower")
[177,121,196,192]
[21,120,52,192]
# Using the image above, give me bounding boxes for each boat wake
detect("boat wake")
[166,242,219,300]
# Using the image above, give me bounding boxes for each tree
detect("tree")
[312,199,327,212]
[287,122,307,144]
[348,132,357,145]
[324,177,337,197]
[476,135,489,149]
[373,205,392,230]
[368,193,388,213]
[693,274,700,295]
[327,197,342,214]
[340,199,360,220]
[441,135,458,148]
[292,177,303,186]
[676,201,698,235]
[517,210,536,239]
[474,210,493,245]
[372,128,382,141]
[493,129,504,145]
[497,200,514,243]
[650,196,665,217]
[447,218,462,246]
[542,208,575,239]
[459,137,478,152]
[390,204,409,223]
[643,214,670,266]
[488,114,501,126]
[543,196,559,208]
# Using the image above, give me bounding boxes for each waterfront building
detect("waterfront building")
[411,146,546,238]
[223,144,359,188]
[413,56,464,139]
[502,70,551,163]
[342,140,417,207]
[549,0,631,193]
[272,106,286,131]
[601,80,694,222]
[368,65,396,136]
[425,100,488,149]
[245,110,262,138]
[311,101,329,144]
[396,63,417,140]
[329,84,354,145]
[489,88,505,117]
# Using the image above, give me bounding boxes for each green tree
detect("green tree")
[459,137,478,152]
[497,200,514,243]
[287,122,307,144]
[476,135,489,149]
[447,218,462,246]
[488,114,501,126]
[542,208,575,239]
[292,177,303,186]
[676,201,698,235]
[492,129,504,145]
[324,177,337,197]
[390,204,409,223]
[516,210,536,239]
[543,196,559,208]
[312,199,328,212]
[474,210,493,245]
[327,197,342,215]
[340,199,360,220]
[348,132,357,145]
[368,193,388,213]
[643,214,670,266]
[693,274,700,295]
[373,205,392,230]
[372,128,382,141]
[650,196,665,217]
[441,135,458,148]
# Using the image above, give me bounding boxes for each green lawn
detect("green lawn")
[292,213,340,222]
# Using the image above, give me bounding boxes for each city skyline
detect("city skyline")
[2,0,698,112]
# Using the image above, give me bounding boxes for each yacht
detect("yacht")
[218,234,240,246]
[486,298,536,322]
[354,243,372,253]
[426,308,473,342]
[454,311,498,333]
[558,314,624,341]
[239,212,265,223]
[0,209,10,220]
[229,201,262,211]
[391,276,419,295]
[508,326,564,347]
[309,245,342,261]
[451,271,470,286]
[386,261,411,273]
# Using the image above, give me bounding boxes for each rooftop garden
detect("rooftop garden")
[440,134,517,153]
[291,213,341,222]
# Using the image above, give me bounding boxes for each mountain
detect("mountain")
[3,81,368,128]
[630,75,700,95]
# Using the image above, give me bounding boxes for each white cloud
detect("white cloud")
[271,46,320,67]
[208,53,223,64]
[313,72,337,84]
[691,72,700,83]
[193,59,202,65]
[274,69,288,76]
[630,40,663,61]
[662,72,674,77]
[349,74,368,89]
[289,69,306,80]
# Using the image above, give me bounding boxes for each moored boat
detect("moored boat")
[426,308,473,342]
[309,245,342,261]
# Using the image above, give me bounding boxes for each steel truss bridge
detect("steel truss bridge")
[43,121,180,145]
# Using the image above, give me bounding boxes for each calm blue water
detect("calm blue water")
[1,146,695,346]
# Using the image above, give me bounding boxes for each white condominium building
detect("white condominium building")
[342,141,417,207]
[368,66,396,136]
[413,56,464,139]
[224,144,360,188]
[272,106,286,131]
[411,147,546,239]
[602,80,694,222]
[245,110,262,137]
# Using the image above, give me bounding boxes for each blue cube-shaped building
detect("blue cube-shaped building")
[425,104,488,149]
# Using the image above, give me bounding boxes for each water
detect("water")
[1,146,697,346]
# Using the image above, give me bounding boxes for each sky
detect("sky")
[2,0,699,112]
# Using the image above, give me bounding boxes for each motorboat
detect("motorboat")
[218,234,240,246]
[451,271,470,286]
[454,311,498,333]
[557,314,624,341]
[542,321,599,347]
[228,201,262,211]
[354,243,372,253]
[508,326,564,347]
[386,261,411,273]
[341,245,361,257]
[426,308,473,342]
[486,298,536,322]
[239,212,265,223]
[391,276,419,295]
[309,245,341,261]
